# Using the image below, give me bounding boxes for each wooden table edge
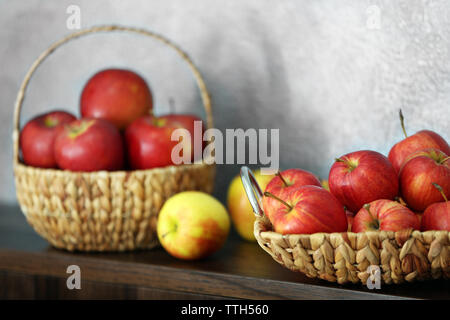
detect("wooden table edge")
[0,248,416,300]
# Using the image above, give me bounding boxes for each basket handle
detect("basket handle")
[240,166,265,217]
[12,24,213,165]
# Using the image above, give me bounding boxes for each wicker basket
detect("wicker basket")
[13,25,216,252]
[240,167,449,285]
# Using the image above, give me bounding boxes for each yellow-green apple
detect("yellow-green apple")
[399,149,450,211]
[262,169,322,221]
[157,191,230,260]
[263,185,347,234]
[388,110,450,173]
[352,200,420,232]
[227,170,274,241]
[329,150,399,213]
[54,118,124,171]
[421,183,449,231]
[81,69,153,130]
[20,111,76,168]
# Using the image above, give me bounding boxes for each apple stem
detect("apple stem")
[161,223,178,239]
[335,157,357,172]
[440,156,450,164]
[276,171,289,187]
[363,203,379,229]
[161,231,171,239]
[399,109,408,138]
[263,191,293,211]
[394,196,407,207]
[432,182,448,202]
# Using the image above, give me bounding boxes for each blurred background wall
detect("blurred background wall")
[0,0,449,204]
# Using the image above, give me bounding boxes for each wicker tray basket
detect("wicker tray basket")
[12,25,215,252]
[240,166,449,285]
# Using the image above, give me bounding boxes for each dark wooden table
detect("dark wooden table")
[0,204,448,300]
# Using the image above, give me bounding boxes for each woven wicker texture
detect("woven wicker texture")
[240,166,449,285]
[13,25,215,251]
[254,215,449,284]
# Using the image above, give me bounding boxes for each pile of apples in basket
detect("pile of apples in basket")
[257,111,449,235]
[20,68,204,172]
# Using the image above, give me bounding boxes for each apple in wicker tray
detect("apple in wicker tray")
[421,183,450,231]
[125,114,204,170]
[20,110,76,168]
[399,148,450,212]
[263,185,348,234]
[81,68,153,130]
[351,200,420,232]
[262,169,322,221]
[388,110,450,174]
[54,118,124,172]
[329,150,399,213]
[394,197,424,226]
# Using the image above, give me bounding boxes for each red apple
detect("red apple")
[388,110,450,173]
[329,150,399,213]
[421,183,449,231]
[125,114,202,169]
[264,185,347,234]
[54,118,124,171]
[399,149,450,212]
[263,169,322,221]
[80,69,153,130]
[19,111,76,168]
[352,200,420,233]
[265,169,322,194]
[158,114,205,162]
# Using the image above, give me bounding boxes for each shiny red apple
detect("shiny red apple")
[264,185,347,234]
[388,110,450,173]
[20,110,76,168]
[80,69,153,130]
[54,118,124,172]
[329,150,399,213]
[263,169,322,221]
[399,149,450,212]
[158,114,205,163]
[352,200,420,232]
[421,183,449,231]
[125,114,203,170]
[265,169,322,194]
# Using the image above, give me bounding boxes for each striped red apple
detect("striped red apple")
[421,183,450,231]
[388,110,450,174]
[263,185,347,234]
[329,150,399,213]
[352,200,420,232]
[399,149,450,212]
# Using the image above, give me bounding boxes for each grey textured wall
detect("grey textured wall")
[1,0,449,205]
